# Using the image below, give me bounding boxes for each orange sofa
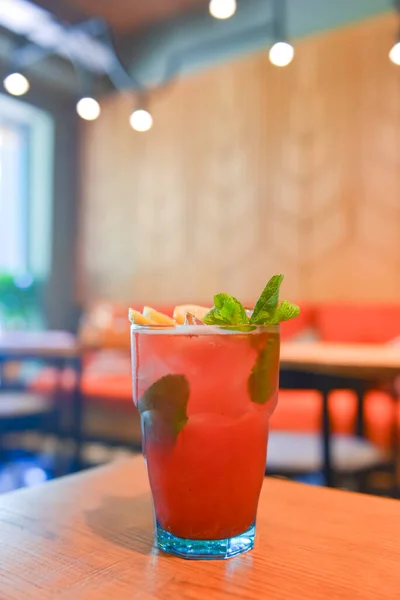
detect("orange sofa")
[30,302,400,448]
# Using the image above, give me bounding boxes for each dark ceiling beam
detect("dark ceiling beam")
[26,0,85,25]
[0,30,78,92]
[11,17,108,70]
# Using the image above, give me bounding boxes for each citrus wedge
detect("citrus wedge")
[128,308,157,325]
[184,313,204,326]
[142,306,176,326]
[173,304,209,325]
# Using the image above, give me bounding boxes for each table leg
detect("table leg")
[389,391,399,498]
[51,358,68,477]
[321,389,333,487]
[70,356,83,472]
[355,385,366,438]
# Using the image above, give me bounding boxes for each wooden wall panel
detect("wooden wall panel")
[80,14,400,306]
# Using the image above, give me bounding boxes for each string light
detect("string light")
[209,0,236,20]
[3,72,30,95]
[389,41,400,65]
[129,108,153,132]
[76,97,101,120]
[269,41,294,67]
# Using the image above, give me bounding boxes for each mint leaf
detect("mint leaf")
[138,374,189,440]
[269,300,300,324]
[251,275,284,324]
[248,334,280,404]
[201,275,299,328]
[203,293,249,326]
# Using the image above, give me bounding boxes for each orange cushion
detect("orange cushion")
[316,304,400,343]
[272,389,357,434]
[29,366,132,404]
[364,390,400,448]
[83,373,132,402]
[271,390,322,432]
[280,304,315,340]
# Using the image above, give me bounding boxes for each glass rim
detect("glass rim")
[130,323,280,335]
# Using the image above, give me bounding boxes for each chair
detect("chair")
[272,370,395,493]
[0,389,58,468]
[267,431,391,492]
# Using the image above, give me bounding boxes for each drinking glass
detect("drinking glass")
[131,324,280,560]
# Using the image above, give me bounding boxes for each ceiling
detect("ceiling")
[0,0,393,94]
[30,0,209,33]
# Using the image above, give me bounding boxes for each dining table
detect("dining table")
[0,331,80,361]
[0,330,83,470]
[280,340,400,380]
[0,456,399,599]
[279,341,400,489]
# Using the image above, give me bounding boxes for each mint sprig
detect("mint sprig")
[250,275,300,324]
[248,334,280,404]
[268,300,300,324]
[201,275,299,406]
[250,274,284,324]
[202,293,249,326]
[202,274,300,327]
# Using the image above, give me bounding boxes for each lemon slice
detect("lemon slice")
[173,304,209,325]
[128,308,157,325]
[142,306,176,326]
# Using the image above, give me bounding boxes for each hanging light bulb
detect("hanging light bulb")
[3,72,30,96]
[129,108,153,132]
[76,97,101,121]
[269,41,294,67]
[389,41,400,65]
[269,0,293,68]
[209,0,236,20]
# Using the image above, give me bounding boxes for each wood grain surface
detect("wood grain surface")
[1,457,399,599]
[280,341,400,379]
[80,13,400,306]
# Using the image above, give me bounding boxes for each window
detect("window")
[0,93,54,279]
[0,122,29,272]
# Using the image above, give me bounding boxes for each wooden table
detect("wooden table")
[280,341,400,380]
[0,331,83,470]
[0,331,80,360]
[1,457,399,600]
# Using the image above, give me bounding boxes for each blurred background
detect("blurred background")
[0,0,399,494]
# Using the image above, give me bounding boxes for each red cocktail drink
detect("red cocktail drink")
[131,324,280,559]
